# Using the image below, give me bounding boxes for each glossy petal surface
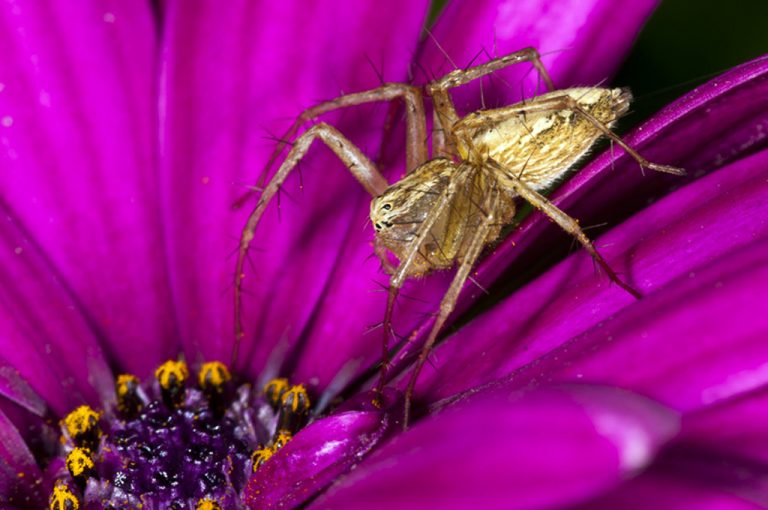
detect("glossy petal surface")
[311,386,678,510]
[245,405,392,509]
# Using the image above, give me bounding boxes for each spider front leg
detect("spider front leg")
[374,167,467,402]
[402,184,501,428]
[427,47,554,158]
[234,123,388,365]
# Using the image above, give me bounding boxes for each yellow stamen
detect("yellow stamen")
[263,378,289,407]
[282,384,310,414]
[251,446,275,472]
[65,447,94,478]
[62,406,100,442]
[273,430,292,449]
[49,482,79,510]
[115,373,142,415]
[115,374,139,398]
[155,360,189,389]
[155,359,189,408]
[196,498,222,510]
[198,361,231,391]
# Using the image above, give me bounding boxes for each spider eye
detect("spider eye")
[381,203,392,211]
[374,223,382,231]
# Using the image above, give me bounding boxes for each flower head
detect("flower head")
[0,1,767,509]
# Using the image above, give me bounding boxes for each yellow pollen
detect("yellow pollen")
[263,378,289,405]
[62,406,100,439]
[198,361,231,390]
[196,498,222,510]
[65,447,94,478]
[273,430,292,449]
[49,482,79,510]
[251,446,275,472]
[115,374,139,397]
[155,359,189,390]
[282,384,310,413]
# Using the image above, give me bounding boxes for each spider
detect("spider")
[234,47,684,427]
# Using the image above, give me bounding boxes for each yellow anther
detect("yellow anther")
[49,482,79,510]
[198,361,231,391]
[155,360,190,409]
[196,498,222,510]
[273,430,292,449]
[115,374,139,397]
[62,406,100,441]
[251,446,275,472]
[115,373,143,416]
[65,447,94,478]
[263,378,289,407]
[155,360,189,390]
[281,384,310,414]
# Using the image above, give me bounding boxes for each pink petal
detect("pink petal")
[576,469,767,510]
[244,394,394,509]
[310,385,678,510]
[0,202,112,415]
[0,2,178,375]
[0,408,44,507]
[419,0,658,107]
[680,387,768,465]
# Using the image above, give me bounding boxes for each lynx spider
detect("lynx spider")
[234,47,684,427]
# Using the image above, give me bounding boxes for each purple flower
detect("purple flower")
[0,1,767,509]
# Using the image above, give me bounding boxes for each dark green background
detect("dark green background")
[615,0,768,123]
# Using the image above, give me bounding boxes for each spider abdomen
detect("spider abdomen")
[457,87,631,190]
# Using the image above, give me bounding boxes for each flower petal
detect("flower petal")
[0,408,44,507]
[0,202,113,415]
[411,142,768,406]
[0,2,177,374]
[575,468,767,510]
[419,0,658,106]
[680,387,768,465]
[0,367,46,419]
[244,402,392,509]
[159,0,429,383]
[311,385,677,510]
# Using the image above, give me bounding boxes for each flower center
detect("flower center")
[49,361,311,509]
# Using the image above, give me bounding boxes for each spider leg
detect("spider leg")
[474,95,685,176]
[373,169,467,401]
[554,95,685,176]
[427,47,554,158]
[234,123,387,366]
[489,158,642,299]
[402,182,501,428]
[255,83,428,194]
